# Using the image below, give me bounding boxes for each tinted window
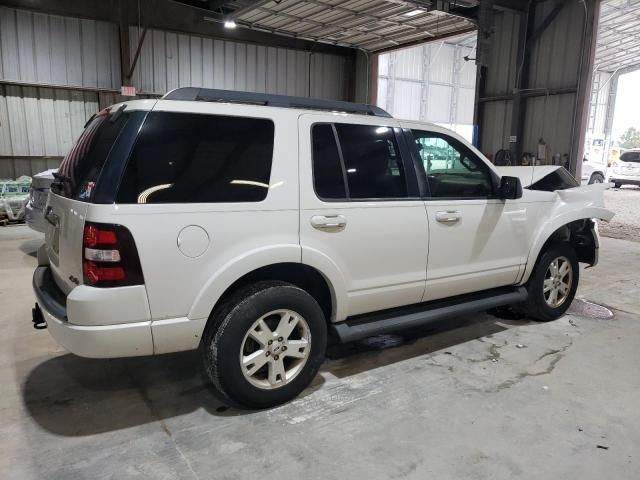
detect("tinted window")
[620,151,640,163]
[312,124,347,199]
[53,110,131,201]
[117,112,274,204]
[412,130,494,198]
[335,124,408,199]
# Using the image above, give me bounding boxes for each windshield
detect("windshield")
[620,151,640,163]
[52,108,131,201]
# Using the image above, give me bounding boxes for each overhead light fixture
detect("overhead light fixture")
[404,9,423,17]
[224,19,237,29]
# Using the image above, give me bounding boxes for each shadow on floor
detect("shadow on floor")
[19,237,42,258]
[22,312,529,437]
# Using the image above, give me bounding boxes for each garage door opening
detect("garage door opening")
[376,32,478,142]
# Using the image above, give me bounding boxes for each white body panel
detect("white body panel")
[298,114,428,319]
[36,100,614,358]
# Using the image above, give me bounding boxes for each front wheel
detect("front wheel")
[201,281,327,409]
[518,243,579,322]
[614,182,622,188]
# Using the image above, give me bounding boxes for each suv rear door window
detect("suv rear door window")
[116,112,275,204]
[334,124,408,199]
[311,124,347,200]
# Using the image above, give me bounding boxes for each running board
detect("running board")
[331,286,528,343]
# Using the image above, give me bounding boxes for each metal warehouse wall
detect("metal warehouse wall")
[0,6,353,178]
[0,7,121,89]
[377,36,477,138]
[129,26,351,99]
[0,85,98,178]
[477,0,597,173]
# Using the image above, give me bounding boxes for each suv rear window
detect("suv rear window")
[53,108,132,201]
[620,151,640,163]
[116,112,275,204]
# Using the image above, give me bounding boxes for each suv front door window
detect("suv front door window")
[413,131,494,198]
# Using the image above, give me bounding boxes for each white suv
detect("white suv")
[32,88,613,408]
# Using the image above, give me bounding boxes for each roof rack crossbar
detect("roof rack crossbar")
[162,87,392,117]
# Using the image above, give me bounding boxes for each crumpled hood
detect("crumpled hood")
[494,165,564,187]
[496,165,614,222]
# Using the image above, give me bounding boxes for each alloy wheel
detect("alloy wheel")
[543,256,573,308]
[239,309,311,390]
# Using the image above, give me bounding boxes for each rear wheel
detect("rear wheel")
[614,182,622,188]
[518,243,579,322]
[201,281,327,409]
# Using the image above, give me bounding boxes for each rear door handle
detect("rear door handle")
[311,214,347,231]
[435,210,461,223]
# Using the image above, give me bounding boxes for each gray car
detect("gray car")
[25,169,57,233]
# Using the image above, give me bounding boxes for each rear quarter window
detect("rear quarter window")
[53,109,132,201]
[620,151,640,163]
[116,112,275,204]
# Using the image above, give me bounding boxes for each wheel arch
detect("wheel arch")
[189,254,346,333]
[520,213,602,284]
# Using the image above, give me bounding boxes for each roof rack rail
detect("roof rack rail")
[162,87,392,118]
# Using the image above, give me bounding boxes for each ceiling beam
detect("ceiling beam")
[0,0,356,55]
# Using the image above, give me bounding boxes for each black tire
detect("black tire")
[614,182,622,188]
[201,281,327,409]
[589,172,605,184]
[518,243,579,322]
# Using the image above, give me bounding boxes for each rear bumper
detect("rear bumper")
[32,266,153,358]
[608,177,640,186]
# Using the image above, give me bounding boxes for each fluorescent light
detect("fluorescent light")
[224,19,237,29]
[404,9,423,17]
[347,168,357,173]
[375,127,390,134]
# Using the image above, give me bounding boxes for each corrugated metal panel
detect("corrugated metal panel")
[377,34,477,133]
[391,80,421,120]
[479,100,513,156]
[0,6,120,89]
[528,1,582,90]
[483,11,520,97]
[522,93,576,158]
[0,85,98,178]
[130,27,349,100]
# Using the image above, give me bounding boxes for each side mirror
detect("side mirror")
[498,176,522,200]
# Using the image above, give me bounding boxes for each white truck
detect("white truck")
[32,88,613,408]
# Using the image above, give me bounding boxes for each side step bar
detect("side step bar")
[331,286,528,343]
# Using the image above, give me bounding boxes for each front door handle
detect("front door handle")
[435,210,461,223]
[311,214,347,231]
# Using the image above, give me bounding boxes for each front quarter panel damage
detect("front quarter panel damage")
[499,167,615,284]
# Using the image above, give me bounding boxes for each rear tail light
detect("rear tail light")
[82,222,144,287]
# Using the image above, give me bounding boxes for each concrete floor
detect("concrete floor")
[600,187,640,243]
[1,225,639,479]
